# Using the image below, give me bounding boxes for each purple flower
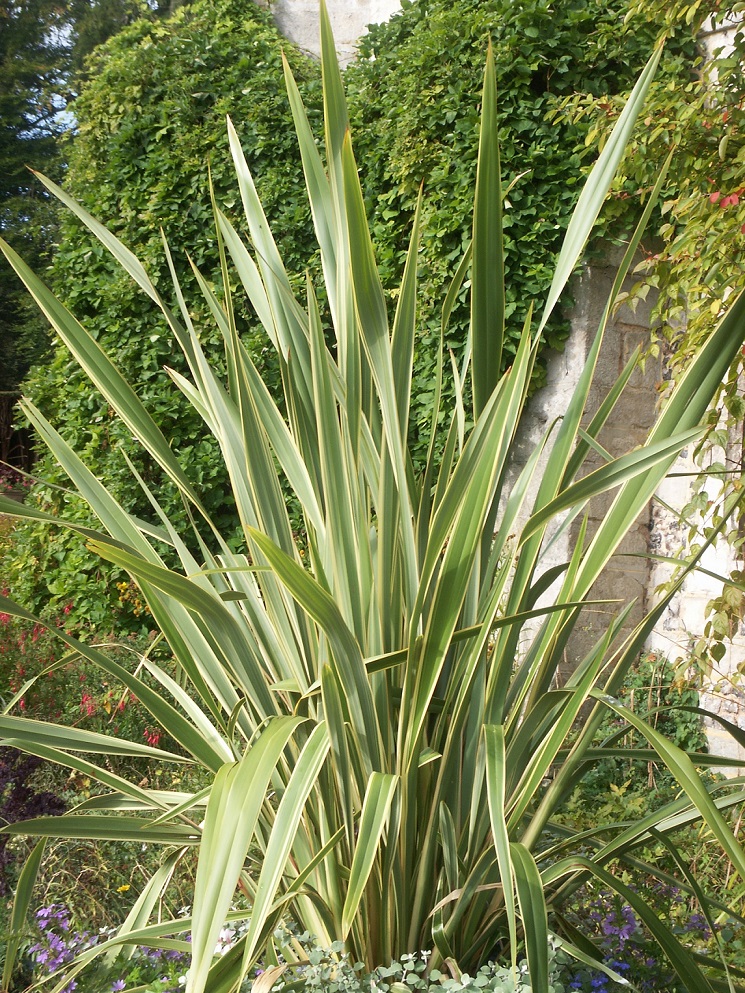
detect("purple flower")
[111,981,126,991]
[684,913,711,936]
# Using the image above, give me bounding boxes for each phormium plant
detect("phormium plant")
[2,7,745,993]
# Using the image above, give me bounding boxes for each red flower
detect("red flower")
[80,693,96,717]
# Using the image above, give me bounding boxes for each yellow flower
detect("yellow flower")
[116,884,130,893]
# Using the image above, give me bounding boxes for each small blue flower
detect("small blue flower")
[609,959,630,972]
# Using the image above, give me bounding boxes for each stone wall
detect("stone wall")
[512,253,661,670]
[643,19,745,771]
[523,254,745,770]
[647,435,745,772]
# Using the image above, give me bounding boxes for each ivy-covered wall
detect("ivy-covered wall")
[344,0,692,457]
[6,0,695,634]
[11,0,324,628]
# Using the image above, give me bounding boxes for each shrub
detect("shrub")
[0,750,66,899]
[0,467,31,496]
[0,605,175,762]
[563,881,741,993]
[0,605,201,948]
[345,0,697,443]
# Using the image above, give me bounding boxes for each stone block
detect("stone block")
[272,0,403,62]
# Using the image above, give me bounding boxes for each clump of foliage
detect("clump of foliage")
[0,607,173,756]
[3,8,745,993]
[238,931,573,993]
[21,921,570,993]
[564,883,719,993]
[554,655,745,993]
[0,600,200,951]
[0,750,66,899]
[24,903,191,993]
[0,466,31,496]
[583,0,745,365]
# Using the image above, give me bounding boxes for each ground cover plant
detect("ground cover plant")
[25,902,192,993]
[554,653,745,992]
[563,879,745,993]
[3,7,745,993]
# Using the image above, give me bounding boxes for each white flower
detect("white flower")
[214,926,237,956]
